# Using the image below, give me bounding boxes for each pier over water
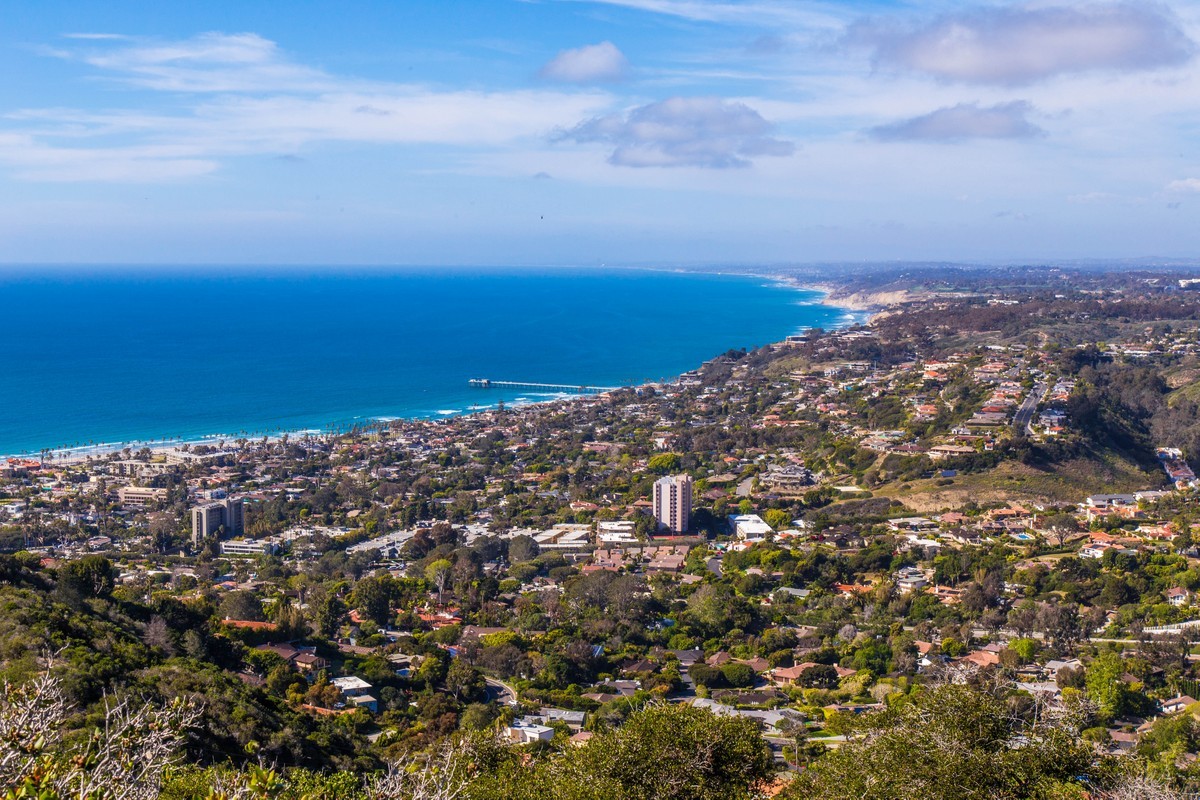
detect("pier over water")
[468,379,619,394]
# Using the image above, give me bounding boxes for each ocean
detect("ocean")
[1,267,854,456]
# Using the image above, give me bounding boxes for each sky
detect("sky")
[0,0,1199,266]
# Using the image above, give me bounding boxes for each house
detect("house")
[960,650,1001,669]
[1161,695,1197,715]
[1080,543,1117,560]
[537,708,586,730]
[332,676,377,713]
[622,658,659,676]
[671,649,704,667]
[507,720,555,743]
[1084,494,1137,509]
[886,517,937,533]
[645,545,690,572]
[1107,730,1139,753]
[332,676,372,696]
[738,657,771,674]
[1044,659,1083,679]
[769,664,808,687]
[587,549,628,572]
[729,514,773,541]
[1167,587,1192,607]
[894,567,928,593]
[256,643,300,663]
[349,694,379,713]
[293,652,328,672]
[706,651,733,666]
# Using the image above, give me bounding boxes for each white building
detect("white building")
[507,720,555,743]
[533,524,592,551]
[597,520,639,544]
[652,474,693,533]
[1167,587,1192,607]
[220,538,278,556]
[729,514,772,541]
[332,676,377,713]
[117,485,169,507]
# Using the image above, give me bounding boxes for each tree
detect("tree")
[688,663,723,689]
[218,590,265,622]
[646,453,682,474]
[426,559,454,605]
[785,684,1100,800]
[445,659,486,703]
[57,555,115,601]
[764,508,791,531]
[720,662,756,688]
[687,584,751,638]
[353,575,396,627]
[313,593,346,639]
[798,664,839,690]
[507,535,539,564]
[1086,651,1131,722]
[1037,601,1082,650]
[544,703,773,800]
[1008,638,1037,664]
[1042,513,1080,548]
[143,616,175,656]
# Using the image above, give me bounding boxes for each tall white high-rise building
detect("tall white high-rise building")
[652,474,693,533]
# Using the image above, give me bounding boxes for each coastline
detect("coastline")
[783,279,907,317]
[646,265,895,321]
[5,270,862,463]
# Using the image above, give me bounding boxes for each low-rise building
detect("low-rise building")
[729,514,772,541]
[117,485,169,507]
[596,520,639,545]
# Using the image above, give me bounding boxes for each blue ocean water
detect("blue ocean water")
[1,267,851,455]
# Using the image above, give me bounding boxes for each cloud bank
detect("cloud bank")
[870,101,1044,142]
[858,3,1196,85]
[539,41,629,83]
[560,96,794,168]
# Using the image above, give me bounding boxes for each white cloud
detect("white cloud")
[539,41,630,83]
[855,3,1196,85]
[870,101,1044,142]
[63,32,340,93]
[1167,177,1200,192]
[559,96,794,168]
[0,33,614,181]
[0,133,217,181]
[557,0,844,29]
[61,33,132,41]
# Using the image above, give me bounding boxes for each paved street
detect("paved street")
[1013,381,1048,435]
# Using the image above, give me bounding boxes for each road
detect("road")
[1012,381,1047,435]
[484,676,518,707]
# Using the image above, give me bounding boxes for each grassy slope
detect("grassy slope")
[871,452,1161,513]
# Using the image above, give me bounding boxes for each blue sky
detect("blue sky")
[1,0,1199,265]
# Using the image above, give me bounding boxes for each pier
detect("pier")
[468,379,619,393]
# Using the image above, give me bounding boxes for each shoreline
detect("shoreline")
[642,265,894,320]
[5,271,864,464]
